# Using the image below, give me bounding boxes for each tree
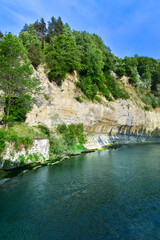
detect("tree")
[46,16,56,43]
[0,34,40,130]
[63,24,75,39]
[0,31,3,40]
[73,31,105,99]
[27,44,42,68]
[54,17,63,36]
[19,25,41,49]
[33,18,47,48]
[19,25,42,68]
[46,34,81,85]
[46,16,64,43]
[20,23,29,33]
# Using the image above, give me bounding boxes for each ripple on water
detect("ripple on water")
[0,143,160,239]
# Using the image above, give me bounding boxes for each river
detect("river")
[0,143,160,239]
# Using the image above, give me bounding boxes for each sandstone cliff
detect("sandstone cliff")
[26,65,160,149]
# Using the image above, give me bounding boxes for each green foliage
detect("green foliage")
[19,18,131,102]
[75,145,86,151]
[3,95,33,122]
[44,94,50,100]
[50,123,86,155]
[3,160,13,169]
[141,94,152,105]
[75,96,83,103]
[91,33,117,72]
[63,24,75,39]
[20,25,42,67]
[77,77,98,100]
[105,74,130,100]
[32,153,41,162]
[0,127,33,155]
[3,17,160,111]
[46,16,63,42]
[0,33,40,129]
[116,66,126,77]
[0,130,6,155]
[49,136,65,154]
[73,31,129,101]
[0,31,3,39]
[0,123,48,140]
[27,44,42,68]
[37,125,50,137]
[144,105,150,111]
[76,123,86,144]
[57,124,68,134]
[57,123,86,145]
[122,55,160,108]
[95,96,102,103]
[46,34,81,85]
[73,31,105,99]
[5,135,33,151]
[33,18,47,46]
[18,154,26,165]
[20,25,41,49]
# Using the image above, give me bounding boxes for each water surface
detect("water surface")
[0,143,160,239]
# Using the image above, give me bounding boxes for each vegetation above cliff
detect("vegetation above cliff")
[0,123,48,154]
[1,16,160,114]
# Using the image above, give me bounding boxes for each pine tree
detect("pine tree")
[54,17,63,36]
[33,18,47,47]
[0,31,3,39]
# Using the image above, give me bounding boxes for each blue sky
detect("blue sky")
[0,0,160,59]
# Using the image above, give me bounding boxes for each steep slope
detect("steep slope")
[26,65,160,149]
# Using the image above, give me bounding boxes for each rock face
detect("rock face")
[25,65,160,149]
[0,139,49,169]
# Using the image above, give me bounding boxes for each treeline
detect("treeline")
[117,56,160,108]
[1,16,160,108]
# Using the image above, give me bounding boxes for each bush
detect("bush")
[116,66,126,77]
[76,123,87,144]
[141,95,151,105]
[3,95,33,122]
[144,106,150,111]
[50,123,86,155]
[105,74,129,100]
[57,124,68,134]
[75,96,83,103]
[28,44,42,68]
[50,136,65,154]
[0,130,6,155]
[48,68,66,86]
[77,77,98,100]
[38,125,50,137]
[95,96,102,103]
[44,94,50,100]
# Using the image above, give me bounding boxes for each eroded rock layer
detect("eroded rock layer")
[25,66,160,148]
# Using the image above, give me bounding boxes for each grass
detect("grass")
[1,123,48,139]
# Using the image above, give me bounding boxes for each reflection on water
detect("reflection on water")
[0,143,160,239]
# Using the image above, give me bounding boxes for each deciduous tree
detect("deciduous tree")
[0,34,40,130]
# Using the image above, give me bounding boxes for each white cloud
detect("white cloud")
[1,0,45,16]
[3,6,34,24]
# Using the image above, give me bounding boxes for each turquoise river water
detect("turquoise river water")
[0,143,160,239]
